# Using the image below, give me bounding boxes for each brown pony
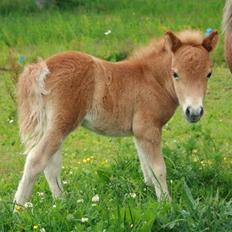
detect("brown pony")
[15,30,218,206]
[223,0,232,72]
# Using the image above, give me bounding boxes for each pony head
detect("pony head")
[165,30,219,122]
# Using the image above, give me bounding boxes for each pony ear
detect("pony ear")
[202,31,219,52]
[164,31,182,53]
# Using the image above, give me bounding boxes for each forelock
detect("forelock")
[177,30,204,46]
[176,46,209,73]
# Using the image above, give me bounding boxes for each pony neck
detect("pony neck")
[130,47,179,108]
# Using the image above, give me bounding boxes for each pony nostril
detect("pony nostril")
[185,106,203,123]
[199,107,204,117]
[186,106,191,117]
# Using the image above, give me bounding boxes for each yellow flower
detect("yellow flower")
[33,225,39,230]
[207,160,212,165]
[83,159,87,163]
[200,160,206,166]
[14,204,24,212]
[192,149,198,154]
[101,160,109,165]
[193,157,198,162]
[200,160,212,167]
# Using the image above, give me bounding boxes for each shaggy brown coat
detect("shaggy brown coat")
[15,30,218,205]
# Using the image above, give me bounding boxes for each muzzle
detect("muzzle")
[185,106,204,123]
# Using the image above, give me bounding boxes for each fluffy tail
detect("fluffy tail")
[17,60,50,153]
[223,0,232,72]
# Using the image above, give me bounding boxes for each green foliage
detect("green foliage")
[0,0,232,231]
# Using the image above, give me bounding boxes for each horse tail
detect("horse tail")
[17,60,50,153]
[223,0,232,72]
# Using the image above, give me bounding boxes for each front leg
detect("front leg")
[133,117,170,200]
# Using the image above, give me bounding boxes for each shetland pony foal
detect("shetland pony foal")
[15,30,218,205]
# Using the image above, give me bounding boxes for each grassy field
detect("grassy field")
[1,0,232,231]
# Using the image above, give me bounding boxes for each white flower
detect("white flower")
[129,193,136,198]
[81,217,89,223]
[24,202,33,208]
[63,180,68,185]
[92,194,100,203]
[40,228,46,232]
[53,204,56,208]
[77,199,84,203]
[37,192,44,197]
[104,30,111,35]
[9,119,14,124]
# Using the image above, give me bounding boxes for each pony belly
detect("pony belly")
[82,112,132,137]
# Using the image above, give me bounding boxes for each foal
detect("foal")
[15,30,218,205]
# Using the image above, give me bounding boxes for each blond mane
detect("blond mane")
[130,30,204,60]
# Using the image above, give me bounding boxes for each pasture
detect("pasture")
[0,0,232,231]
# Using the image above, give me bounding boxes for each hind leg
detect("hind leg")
[44,150,63,198]
[14,129,64,205]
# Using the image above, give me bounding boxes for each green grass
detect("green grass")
[0,0,232,231]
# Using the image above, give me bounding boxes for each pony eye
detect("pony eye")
[207,72,212,79]
[173,72,179,80]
